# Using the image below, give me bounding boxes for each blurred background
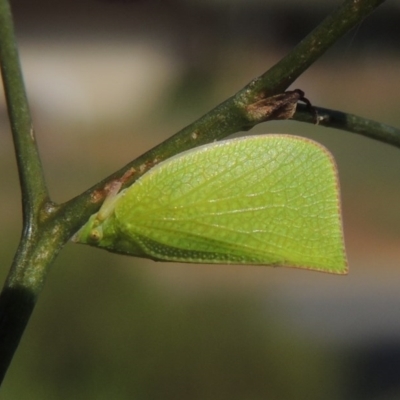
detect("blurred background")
[1,0,400,398]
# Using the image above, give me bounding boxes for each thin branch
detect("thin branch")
[0,0,54,385]
[0,0,48,226]
[61,0,387,231]
[244,0,387,96]
[295,104,400,149]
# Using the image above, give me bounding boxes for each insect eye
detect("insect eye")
[89,228,102,243]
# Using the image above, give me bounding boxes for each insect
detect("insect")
[73,135,347,274]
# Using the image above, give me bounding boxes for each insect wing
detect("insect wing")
[114,135,347,273]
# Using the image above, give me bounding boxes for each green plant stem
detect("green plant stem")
[295,105,400,149]
[0,220,69,383]
[0,0,53,385]
[245,0,387,96]
[0,0,48,219]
